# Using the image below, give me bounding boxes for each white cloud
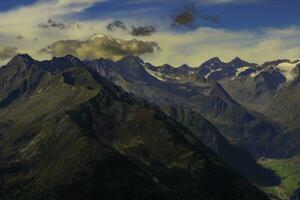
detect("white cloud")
[0,0,107,60]
[40,34,160,60]
[141,26,300,66]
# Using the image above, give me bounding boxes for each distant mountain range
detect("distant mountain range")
[85,56,300,157]
[1,53,300,199]
[85,55,300,199]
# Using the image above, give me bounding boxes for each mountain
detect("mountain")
[85,56,283,186]
[192,57,300,158]
[148,64,199,83]
[149,57,257,83]
[0,54,268,199]
[211,58,300,133]
[221,69,286,112]
[261,59,300,82]
[197,57,257,81]
[86,56,297,157]
[219,59,300,112]
[263,73,300,131]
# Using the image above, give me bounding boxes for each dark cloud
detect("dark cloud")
[106,20,127,31]
[15,35,24,40]
[172,2,221,27]
[131,25,157,36]
[0,46,18,61]
[38,19,80,30]
[107,20,158,37]
[39,34,160,61]
[172,2,197,26]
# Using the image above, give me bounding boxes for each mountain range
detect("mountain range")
[1,53,300,199]
[0,54,270,200]
[85,56,300,157]
[85,55,300,199]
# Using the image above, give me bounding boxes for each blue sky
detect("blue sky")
[89,0,300,30]
[0,0,35,11]
[0,0,300,66]
[2,0,298,30]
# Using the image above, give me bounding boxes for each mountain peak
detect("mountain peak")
[52,55,84,67]
[200,57,223,69]
[230,57,243,63]
[8,53,36,67]
[118,55,146,70]
[160,64,173,69]
[14,53,34,60]
[208,57,222,63]
[228,57,249,68]
[10,53,34,62]
[52,54,82,64]
[178,64,190,70]
[231,57,242,61]
[39,55,85,72]
[120,55,144,64]
[157,64,174,73]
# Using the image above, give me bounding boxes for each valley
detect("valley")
[259,156,300,199]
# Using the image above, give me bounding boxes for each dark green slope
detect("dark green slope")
[0,55,268,200]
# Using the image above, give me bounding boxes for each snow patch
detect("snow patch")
[277,61,300,81]
[230,66,253,80]
[145,68,166,82]
[205,68,222,79]
[235,66,250,77]
[250,71,261,78]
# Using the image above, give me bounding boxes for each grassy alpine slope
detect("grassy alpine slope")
[259,156,300,199]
